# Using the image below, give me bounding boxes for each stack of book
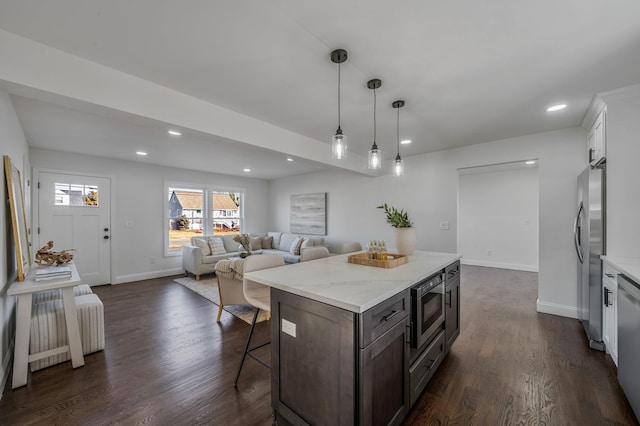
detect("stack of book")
[35,265,72,281]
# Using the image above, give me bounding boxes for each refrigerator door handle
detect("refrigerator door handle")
[574,202,585,264]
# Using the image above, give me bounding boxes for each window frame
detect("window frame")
[164,182,245,257]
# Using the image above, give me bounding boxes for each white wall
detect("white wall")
[602,88,640,258]
[269,127,586,318]
[458,165,539,271]
[0,90,30,396]
[29,149,271,284]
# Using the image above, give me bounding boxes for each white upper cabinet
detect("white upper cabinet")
[588,108,606,166]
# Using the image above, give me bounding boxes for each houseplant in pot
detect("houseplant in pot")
[377,203,416,255]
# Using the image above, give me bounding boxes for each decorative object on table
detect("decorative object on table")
[34,240,75,266]
[377,203,416,255]
[35,265,72,281]
[290,192,327,235]
[233,233,252,255]
[347,252,408,268]
[4,155,31,281]
[367,240,388,260]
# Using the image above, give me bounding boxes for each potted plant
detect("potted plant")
[377,203,416,255]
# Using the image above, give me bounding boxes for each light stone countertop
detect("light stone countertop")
[601,256,640,284]
[244,250,461,313]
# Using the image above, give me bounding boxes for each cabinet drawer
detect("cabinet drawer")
[409,331,445,406]
[445,261,460,283]
[604,263,620,283]
[360,290,409,348]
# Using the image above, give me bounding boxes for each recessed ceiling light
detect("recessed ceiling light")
[287,158,294,162]
[243,168,251,172]
[168,130,182,136]
[400,139,412,145]
[136,151,148,156]
[525,160,536,165]
[546,104,567,112]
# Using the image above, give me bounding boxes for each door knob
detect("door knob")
[104,227,109,232]
[104,235,109,240]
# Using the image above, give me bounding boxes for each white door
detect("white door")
[37,172,111,285]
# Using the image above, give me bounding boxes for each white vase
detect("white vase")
[395,227,416,255]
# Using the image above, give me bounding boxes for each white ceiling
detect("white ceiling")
[1,0,640,179]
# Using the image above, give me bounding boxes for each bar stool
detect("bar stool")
[233,254,284,387]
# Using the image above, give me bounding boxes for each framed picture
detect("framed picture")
[4,155,31,281]
[290,192,326,235]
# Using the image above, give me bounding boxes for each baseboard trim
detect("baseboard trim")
[112,268,184,284]
[536,299,579,319]
[0,338,15,400]
[461,259,538,272]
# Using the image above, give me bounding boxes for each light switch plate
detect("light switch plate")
[282,318,296,338]
[440,221,449,230]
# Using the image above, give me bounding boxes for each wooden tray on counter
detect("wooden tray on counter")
[347,252,408,268]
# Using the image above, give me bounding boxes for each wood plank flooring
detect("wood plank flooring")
[1,266,637,425]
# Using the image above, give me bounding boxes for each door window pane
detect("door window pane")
[54,183,99,207]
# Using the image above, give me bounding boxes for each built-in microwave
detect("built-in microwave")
[410,273,445,349]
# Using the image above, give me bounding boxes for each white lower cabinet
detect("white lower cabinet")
[603,262,619,366]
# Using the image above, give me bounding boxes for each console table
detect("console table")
[8,262,85,388]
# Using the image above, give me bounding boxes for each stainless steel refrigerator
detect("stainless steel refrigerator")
[573,165,605,351]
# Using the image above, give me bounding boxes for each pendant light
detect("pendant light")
[367,79,382,169]
[392,100,405,177]
[331,49,348,159]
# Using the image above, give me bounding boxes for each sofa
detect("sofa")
[181,232,325,280]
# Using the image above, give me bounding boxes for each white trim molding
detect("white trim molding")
[536,299,579,319]
[112,268,184,285]
[461,258,538,272]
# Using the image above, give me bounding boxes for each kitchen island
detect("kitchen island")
[244,250,461,426]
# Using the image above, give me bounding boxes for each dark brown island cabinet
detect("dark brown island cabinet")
[270,260,461,426]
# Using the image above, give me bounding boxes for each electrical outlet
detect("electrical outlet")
[282,318,296,338]
[487,249,492,256]
[150,256,156,264]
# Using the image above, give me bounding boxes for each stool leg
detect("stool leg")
[234,308,260,387]
[216,304,223,323]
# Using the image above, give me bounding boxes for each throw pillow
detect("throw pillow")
[250,237,263,251]
[262,236,273,249]
[208,237,227,255]
[279,233,297,252]
[193,238,211,256]
[290,236,304,255]
[300,238,314,249]
[268,232,282,249]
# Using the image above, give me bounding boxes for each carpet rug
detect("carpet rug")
[174,276,267,324]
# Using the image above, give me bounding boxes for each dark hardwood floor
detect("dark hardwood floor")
[0,266,637,425]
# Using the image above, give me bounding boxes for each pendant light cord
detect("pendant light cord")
[396,106,400,155]
[373,87,377,143]
[337,63,341,128]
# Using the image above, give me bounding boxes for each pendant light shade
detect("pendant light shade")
[392,100,405,177]
[331,49,348,160]
[367,79,382,169]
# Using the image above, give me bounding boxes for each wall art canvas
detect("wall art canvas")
[290,192,326,235]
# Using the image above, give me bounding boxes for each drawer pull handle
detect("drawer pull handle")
[382,310,400,322]
[605,273,615,278]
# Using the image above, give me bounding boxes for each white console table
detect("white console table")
[8,262,85,388]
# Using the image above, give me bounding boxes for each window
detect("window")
[54,183,99,206]
[165,185,244,255]
[167,187,204,252]
[212,191,242,235]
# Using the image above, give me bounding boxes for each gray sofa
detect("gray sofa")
[181,232,325,280]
